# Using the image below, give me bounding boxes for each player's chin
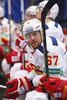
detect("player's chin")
[32,44,38,49]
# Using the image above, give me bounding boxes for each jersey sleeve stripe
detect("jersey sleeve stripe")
[54,22,58,28]
[49,36,58,46]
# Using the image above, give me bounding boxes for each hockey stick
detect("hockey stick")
[0,85,7,99]
[41,0,60,99]
[41,0,60,79]
[20,0,25,69]
[0,84,13,89]
[8,0,13,68]
[0,84,13,98]
[8,0,11,53]
[0,85,7,89]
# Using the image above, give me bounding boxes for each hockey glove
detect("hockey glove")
[5,77,31,99]
[43,77,67,99]
[4,49,22,64]
[15,36,28,53]
[39,76,46,90]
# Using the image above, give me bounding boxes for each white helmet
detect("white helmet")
[23,18,42,35]
[0,7,5,18]
[26,6,37,15]
[39,0,59,20]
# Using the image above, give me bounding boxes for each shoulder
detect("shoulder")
[46,21,62,29]
[47,36,58,46]
[2,18,9,24]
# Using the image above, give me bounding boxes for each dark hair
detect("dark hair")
[0,16,4,19]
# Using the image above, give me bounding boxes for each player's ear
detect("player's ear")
[47,11,50,16]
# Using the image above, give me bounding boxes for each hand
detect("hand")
[39,76,46,89]
[5,92,20,99]
[43,77,67,99]
[15,36,28,52]
[5,77,31,99]
[4,49,22,64]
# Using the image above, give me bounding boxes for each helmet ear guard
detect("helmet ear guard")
[0,7,5,18]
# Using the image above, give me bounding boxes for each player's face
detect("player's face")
[26,31,42,49]
[36,7,43,20]
[27,14,36,20]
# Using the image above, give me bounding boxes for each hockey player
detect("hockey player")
[3,5,37,64]
[39,76,67,100]
[5,18,67,100]
[0,7,22,58]
[0,6,22,80]
[2,5,37,81]
[25,5,37,21]
[2,1,64,82]
[36,0,65,43]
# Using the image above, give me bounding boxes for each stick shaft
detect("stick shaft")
[0,85,7,89]
[8,0,11,53]
[41,0,60,78]
[41,0,60,99]
[21,0,24,31]
[20,0,25,69]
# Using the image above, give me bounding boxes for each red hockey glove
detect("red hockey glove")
[33,76,46,93]
[43,77,67,99]
[4,49,22,64]
[5,77,31,99]
[39,76,46,90]
[15,36,28,53]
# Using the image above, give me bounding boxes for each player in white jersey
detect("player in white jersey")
[36,0,65,43]
[25,5,37,21]
[5,18,67,100]
[2,5,37,81]
[0,6,22,82]
[0,7,22,57]
[3,1,65,83]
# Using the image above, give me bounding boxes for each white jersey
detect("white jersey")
[0,18,22,50]
[63,51,67,77]
[45,21,64,42]
[9,36,67,100]
[27,36,66,78]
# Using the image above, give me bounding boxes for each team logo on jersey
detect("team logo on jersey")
[30,63,40,70]
[30,63,43,75]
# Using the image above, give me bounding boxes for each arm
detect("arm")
[4,35,29,64]
[4,49,22,64]
[15,36,28,53]
[39,76,67,99]
[5,76,31,99]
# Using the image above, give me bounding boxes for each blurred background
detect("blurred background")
[0,0,67,55]
[0,0,67,29]
[1,0,66,45]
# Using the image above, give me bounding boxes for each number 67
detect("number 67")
[48,55,58,66]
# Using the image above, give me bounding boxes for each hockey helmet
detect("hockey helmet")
[26,6,37,15]
[0,7,5,18]
[39,0,59,20]
[23,18,42,36]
